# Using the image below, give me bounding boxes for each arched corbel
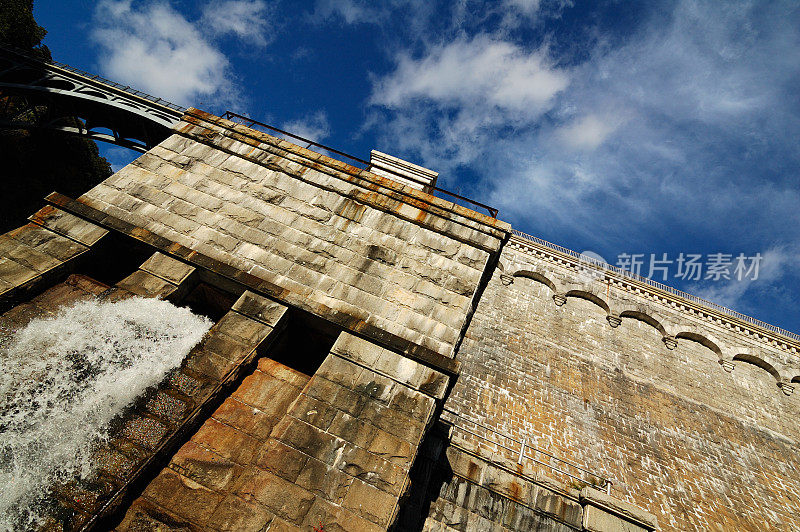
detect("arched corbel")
[718,359,735,373]
[777,382,794,396]
[606,314,622,328]
[662,336,678,350]
[553,294,567,306]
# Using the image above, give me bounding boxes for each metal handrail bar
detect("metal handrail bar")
[444,408,612,489]
[511,229,800,342]
[222,111,499,218]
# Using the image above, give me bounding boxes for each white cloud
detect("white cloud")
[369,36,568,167]
[372,36,568,116]
[92,1,231,105]
[693,246,800,310]
[368,0,800,256]
[91,0,274,107]
[555,114,622,150]
[201,0,272,47]
[312,0,383,24]
[282,111,331,143]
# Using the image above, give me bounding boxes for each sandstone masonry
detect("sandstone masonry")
[1,109,797,531]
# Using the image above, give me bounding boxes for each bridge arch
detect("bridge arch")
[0,45,184,153]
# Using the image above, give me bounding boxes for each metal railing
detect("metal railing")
[512,229,800,343]
[221,111,499,218]
[445,408,613,493]
[0,43,186,115]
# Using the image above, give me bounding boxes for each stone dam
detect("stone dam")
[1,108,799,531]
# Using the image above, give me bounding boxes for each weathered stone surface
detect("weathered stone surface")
[232,290,287,327]
[440,235,800,531]
[140,252,196,285]
[28,205,108,246]
[116,270,177,299]
[80,109,510,357]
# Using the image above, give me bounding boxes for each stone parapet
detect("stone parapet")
[76,108,510,359]
[0,208,107,308]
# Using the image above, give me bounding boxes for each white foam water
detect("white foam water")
[0,297,212,530]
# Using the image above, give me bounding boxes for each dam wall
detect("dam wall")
[1,109,798,531]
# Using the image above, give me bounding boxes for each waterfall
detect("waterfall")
[0,297,212,530]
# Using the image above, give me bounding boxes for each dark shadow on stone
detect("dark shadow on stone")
[392,422,454,531]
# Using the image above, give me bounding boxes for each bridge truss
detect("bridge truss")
[0,45,185,153]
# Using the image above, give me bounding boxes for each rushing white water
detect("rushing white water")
[0,297,212,530]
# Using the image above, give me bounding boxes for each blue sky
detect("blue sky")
[34,0,800,334]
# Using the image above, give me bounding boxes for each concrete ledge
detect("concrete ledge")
[182,109,511,244]
[43,192,460,377]
[331,332,449,399]
[231,291,287,328]
[580,486,658,532]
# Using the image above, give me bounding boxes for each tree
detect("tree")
[0,0,112,233]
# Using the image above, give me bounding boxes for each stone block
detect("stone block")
[212,397,280,439]
[202,333,256,364]
[295,456,353,503]
[192,418,261,464]
[232,369,306,413]
[580,487,657,532]
[317,354,363,389]
[169,440,239,491]
[141,469,224,526]
[0,257,39,290]
[29,206,108,246]
[232,291,288,327]
[115,270,177,299]
[207,494,275,531]
[336,444,406,495]
[342,477,398,527]
[253,439,310,482]
[116,499,193,531]
[7,223,87,261]
[302,497,385,532]
[214,311,273,345]
[0,238,62,273]
[272,418,346,466]
[183,348,235,381]
[140,252,196,285]
[257,358,311,387]
[289,394,339,431]
[233,468,315,524]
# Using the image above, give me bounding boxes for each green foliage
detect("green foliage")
[0,0,51,58]
[0,1,113,233]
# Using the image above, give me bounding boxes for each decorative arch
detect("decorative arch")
[564,289,610,314]
[675,331,722,356]
[619,310,667,336]
[733,354,781,382]
[513,270,557,293]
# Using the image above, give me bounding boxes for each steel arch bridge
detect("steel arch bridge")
[0,45,185,153]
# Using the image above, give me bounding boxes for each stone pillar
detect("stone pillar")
[0,206,108,307]
[64,291,288,531]
[114,252,197,300]
[239,332,448,530]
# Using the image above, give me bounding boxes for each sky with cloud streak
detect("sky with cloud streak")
[35,0,800,333]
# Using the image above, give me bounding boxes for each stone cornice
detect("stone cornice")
[507,234,800,356]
